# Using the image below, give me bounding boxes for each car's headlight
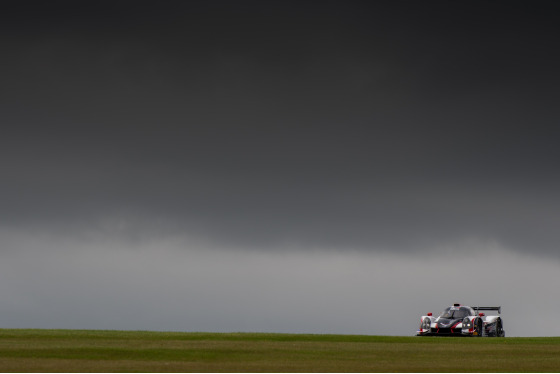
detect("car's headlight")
[422,317,431,330]
[463,317,472,329]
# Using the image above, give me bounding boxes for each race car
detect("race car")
[417,304,505,337]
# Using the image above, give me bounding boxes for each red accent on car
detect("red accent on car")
[479,312,485,317]
[427,313,432,316]
[451,321,461,333]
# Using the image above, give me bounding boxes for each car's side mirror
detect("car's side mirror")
[427,313,432,316]
[479,312,485,317]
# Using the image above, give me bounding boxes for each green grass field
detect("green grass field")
[0,329,559,372]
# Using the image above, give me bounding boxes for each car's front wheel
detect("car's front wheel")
[474,318,483,337]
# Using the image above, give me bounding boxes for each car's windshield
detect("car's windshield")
[440,307,470,319]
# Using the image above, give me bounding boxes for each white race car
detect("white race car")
[417,304,505,337]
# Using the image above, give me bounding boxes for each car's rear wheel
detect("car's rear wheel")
[495,318,504,337]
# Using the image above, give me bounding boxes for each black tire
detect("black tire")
[495,318,504,337]
[474,318,483,337]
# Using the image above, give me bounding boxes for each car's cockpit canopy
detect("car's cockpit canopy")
[439,306,474,319]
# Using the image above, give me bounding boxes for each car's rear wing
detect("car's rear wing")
[474,306,501,314]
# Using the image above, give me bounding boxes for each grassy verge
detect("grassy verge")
[0,329,559,372]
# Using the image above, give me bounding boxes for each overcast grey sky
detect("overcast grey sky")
[1,0,559,336]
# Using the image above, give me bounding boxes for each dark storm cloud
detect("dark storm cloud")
[2,1,560,256]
